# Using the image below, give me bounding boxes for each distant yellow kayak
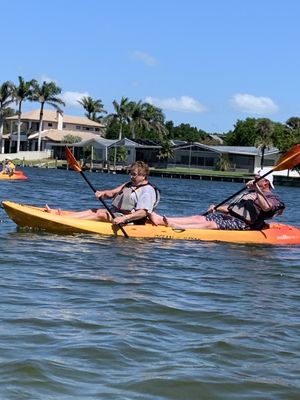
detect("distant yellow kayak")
[2,200,300,245]
[0,171,27,180]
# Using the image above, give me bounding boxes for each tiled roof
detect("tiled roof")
[28,129,102,142]
[6,109,105,128]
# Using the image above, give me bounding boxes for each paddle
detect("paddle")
[64,146,129,238]
[203,144,300,216]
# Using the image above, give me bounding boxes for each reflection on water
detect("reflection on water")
[0,167,300,399]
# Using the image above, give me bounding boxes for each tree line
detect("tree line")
[1,77,299,160]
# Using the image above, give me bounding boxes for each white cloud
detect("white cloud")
[62,91,89,107]
[39,74,57,84]
[132,51,158,67]
[145,95,207,113]
[230,93,278,114]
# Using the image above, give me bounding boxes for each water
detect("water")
[0,168,300,399]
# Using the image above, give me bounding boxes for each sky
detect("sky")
[2,0,300,133]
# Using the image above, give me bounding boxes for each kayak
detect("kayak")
[0,171,27,180]
[2,200,300,245]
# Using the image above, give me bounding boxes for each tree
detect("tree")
[62,134,82,143]
[224,118,258,146]
[104,97,131,167]
[215,153,232,171]
[157,139,174,167]
[143,103,168,140]
[31,81,65,151]
[127,100,150,139]
[105,96,131,140]
[12,76,36,153]
[0,81,14,153]
[254,118,274,168]
[108,146,127,163]
[78,96,106,122]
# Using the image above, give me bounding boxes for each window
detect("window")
[48,123,53,127]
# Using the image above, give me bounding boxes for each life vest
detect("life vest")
[228,191,285,225]
[111,181,160,213]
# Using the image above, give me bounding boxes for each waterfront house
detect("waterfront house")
[3,109,105,153]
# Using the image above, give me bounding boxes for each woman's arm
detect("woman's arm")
[95,183,126,199]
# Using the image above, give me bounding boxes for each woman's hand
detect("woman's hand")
[207,204,216,213]
[95,190,107,199]
[112,215,128,225]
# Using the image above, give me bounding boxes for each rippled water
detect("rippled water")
[1,168,300,399]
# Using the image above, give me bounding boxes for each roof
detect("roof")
[6,109,105,128]
[173,142,280,156]
[117,137,161,148]
[28,129,102,142]
[72,138,118,148]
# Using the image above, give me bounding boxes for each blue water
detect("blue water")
[0,168,300,399]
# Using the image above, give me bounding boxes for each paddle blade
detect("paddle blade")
[64,146,82,172]
[273,144,300,171]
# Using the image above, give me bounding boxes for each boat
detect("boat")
[2,200,300,245]
[0,171,28,180]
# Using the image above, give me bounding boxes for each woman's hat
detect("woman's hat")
[255,168,275,189]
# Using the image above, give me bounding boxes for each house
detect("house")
[52,137,162,167]
[58,137,282,174]
[3,109,105,153]
[170,142,280,173]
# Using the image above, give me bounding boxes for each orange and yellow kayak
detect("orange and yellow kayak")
[2,200,300,245]
[0,171,27,180]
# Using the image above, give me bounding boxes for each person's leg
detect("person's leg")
[165,217,218,229]
[149,212,207,226]
[45,205,112,221]
[165,215,207,225]
[148,212,166,225]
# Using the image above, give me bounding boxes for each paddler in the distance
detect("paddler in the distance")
[1,156,16,177]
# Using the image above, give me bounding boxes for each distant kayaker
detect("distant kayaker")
[149,173,284,230]
[1,157,16,176]
[45,161,160,225]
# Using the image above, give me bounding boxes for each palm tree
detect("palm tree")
[104,97,131,167]
[157,139,174,167]
[78,96,106,122]
[105,96,131,140]
[255,118,274,169]
[0,81,14,153]
[31,81,65,151]
[143,103,168,139]
[128,101,150,139]
[12,76,36,153]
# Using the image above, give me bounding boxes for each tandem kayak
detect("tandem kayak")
[2,200,300,245]
[0,171,27,180]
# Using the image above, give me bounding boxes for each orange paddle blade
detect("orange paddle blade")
[64,146,82,172]
[273,144,300,171]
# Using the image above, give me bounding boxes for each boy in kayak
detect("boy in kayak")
[45,161,159,225]
[1,157,16,176]
[149,173,284,230]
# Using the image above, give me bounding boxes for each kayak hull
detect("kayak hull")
[2,200,300,245]
[0,172,27,180]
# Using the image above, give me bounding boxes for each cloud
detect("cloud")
[132,51,158,67]
[39,74,58,84]
[62,91,89,107]
[230,93,278,114]
[145,95,207,113]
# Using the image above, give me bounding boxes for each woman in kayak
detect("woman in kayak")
[149,174,284,230]
[1,157,16,176]
[45,161,159,225]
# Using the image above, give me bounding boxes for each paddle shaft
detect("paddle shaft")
[202,169,272,216]
[79,171,129,238]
